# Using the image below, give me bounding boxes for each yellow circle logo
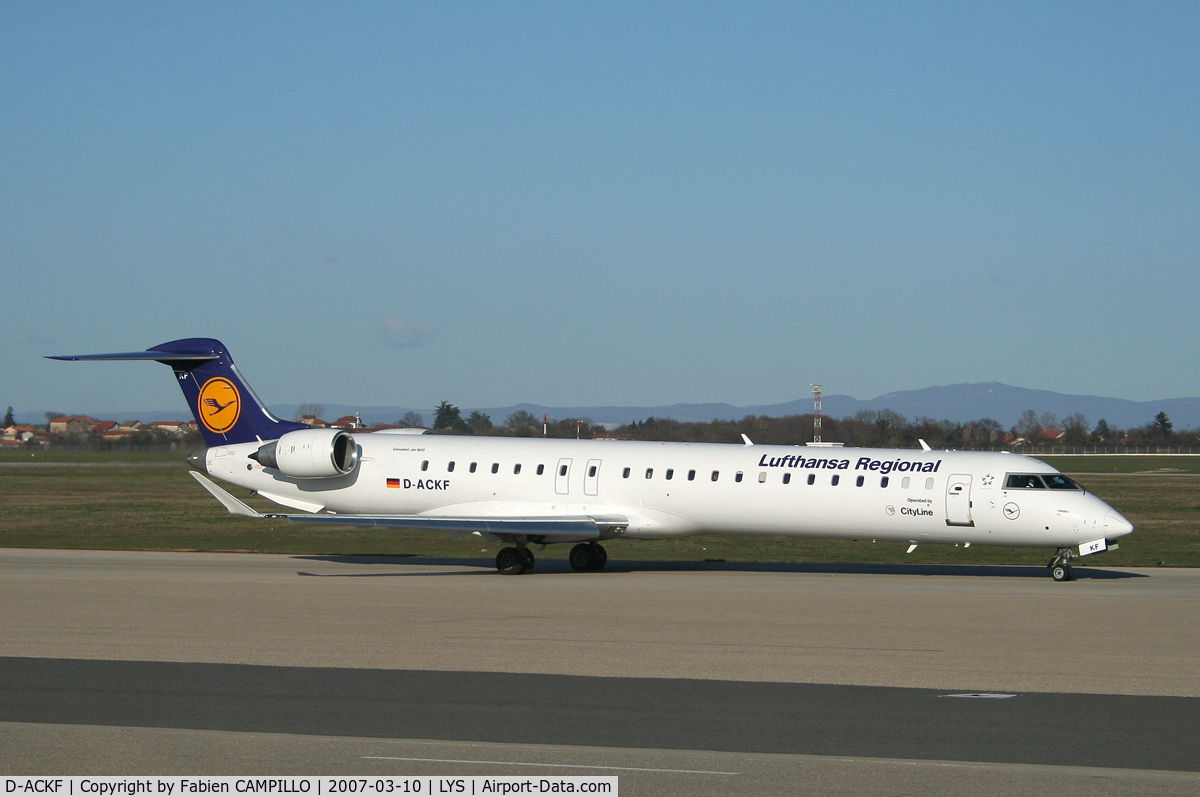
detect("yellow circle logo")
[197,377,242,434]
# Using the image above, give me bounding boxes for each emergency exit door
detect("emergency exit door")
[555,458,572,495]
[584,459,601,496]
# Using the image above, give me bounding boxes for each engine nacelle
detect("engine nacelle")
[251,429,359,478]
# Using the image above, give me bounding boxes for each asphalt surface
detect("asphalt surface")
[3,549,1196,696]
[1,656,1198,773]
[1,549,1198,794]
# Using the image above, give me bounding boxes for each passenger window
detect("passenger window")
[665,469,674,480]
[901,476,910,489]
[513,464,521,475]
[783,473,791,484]
[559,464,568,476]
[421,460,429,471]
[925,477,934,489]
[537,464,545,475]
[832,474,840,486]
[758,472,767,483]
[807,473,815,485]
[645,468,653,479]
[735,472,743,483]
[447,461,455,472]
[622,467,630,478]
[856,475,864,487]
[881,476,889,488]
[492,463,499,474]
[711,470,720,482]
[470,462,477,473]
[688,469,696,481]
[589,465,597,477]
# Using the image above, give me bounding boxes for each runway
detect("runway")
[1,549,1198,794]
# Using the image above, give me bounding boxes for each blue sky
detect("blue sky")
[3,2,1197,416]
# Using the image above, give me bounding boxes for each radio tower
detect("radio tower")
[811,384,823,443]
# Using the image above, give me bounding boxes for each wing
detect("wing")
[189,471,626,543]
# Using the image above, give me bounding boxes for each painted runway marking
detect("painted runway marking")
[362,756,739,775]
[941,693,1018,699]
[446,636,942,652]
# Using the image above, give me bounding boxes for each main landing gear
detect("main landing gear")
[1048,547,1076,582]
[496,545,535,576]
[494,542,609,575]
[569,542,608,572]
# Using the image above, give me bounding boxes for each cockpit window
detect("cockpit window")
[1005,474,1047,489]
[1043,473,1082,490]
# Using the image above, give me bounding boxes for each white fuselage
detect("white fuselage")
[202,432,1133,550]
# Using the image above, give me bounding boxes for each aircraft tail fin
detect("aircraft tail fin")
[48,337,307,447]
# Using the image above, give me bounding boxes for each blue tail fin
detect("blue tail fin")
[48,337,308,447]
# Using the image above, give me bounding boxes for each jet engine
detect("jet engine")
[251,429,359,478]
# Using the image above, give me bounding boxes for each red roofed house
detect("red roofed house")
[3,425,37,443]
[49,417,95,435]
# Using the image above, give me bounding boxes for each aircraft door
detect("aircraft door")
[945,474,974,527]
[555,458,572,495]
[584,459,601,496]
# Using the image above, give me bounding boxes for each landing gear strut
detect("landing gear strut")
[496,545,535,575]
[569,542,608,572]
[1048,547,1076,582]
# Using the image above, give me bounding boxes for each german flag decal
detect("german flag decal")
[386,478,401,488]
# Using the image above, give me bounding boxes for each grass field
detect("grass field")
[1,450,1197,567]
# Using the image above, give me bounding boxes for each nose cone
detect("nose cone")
[1104,510,1134,539]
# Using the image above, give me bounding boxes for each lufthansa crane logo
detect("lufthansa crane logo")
[197,377,241,434]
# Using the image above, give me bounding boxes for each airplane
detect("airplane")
[50,337,1133,581]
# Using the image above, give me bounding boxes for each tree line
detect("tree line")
[612,409,1186,448]
[415,401,1191,449]
[8,399,1189,451]
[423,402,607,438]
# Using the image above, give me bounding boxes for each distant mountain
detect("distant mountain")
[810,382,1200,431]
[17,382,1199,430]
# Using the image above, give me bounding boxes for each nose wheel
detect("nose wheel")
[569,542,608,572]
[1048,547,1076,582]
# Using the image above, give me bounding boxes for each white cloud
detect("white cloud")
[374,315,436,349]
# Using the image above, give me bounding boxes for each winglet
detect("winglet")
[189,471,264,518]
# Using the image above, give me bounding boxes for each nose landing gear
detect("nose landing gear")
[1048,547,1076,582]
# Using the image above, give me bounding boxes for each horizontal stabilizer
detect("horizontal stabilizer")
[189,471,264,518]
[47,351,219,363]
